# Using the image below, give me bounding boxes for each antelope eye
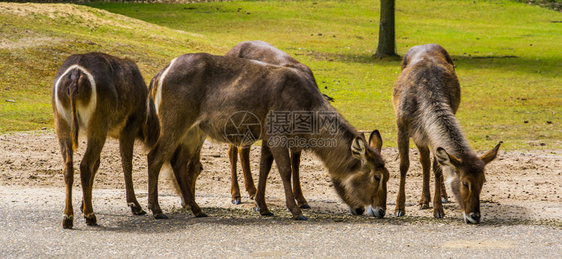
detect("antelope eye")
[462,181,469,187]
[374,174,381,182]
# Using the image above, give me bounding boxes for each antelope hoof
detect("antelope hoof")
[62,215,74,229]
[231,198,241,205]
[299,203,311,209]
[419,204,430,210]
[293,215,307,220]
[130,204,146,215]
[253,205,274,216]
[350,207,365,215]
[195,211,208,218]
[394,209,405,217]
[261,211,274,216]
[434,209,445,219]
[256,209,274,217]
[84,213,97,226]
[132,209,147,216]
[154,213,169,219]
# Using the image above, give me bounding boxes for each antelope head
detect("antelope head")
[436,142,502,224]
[334,130,389,218]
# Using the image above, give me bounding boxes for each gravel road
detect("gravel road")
[2,187,561,258]
[1,131,561,258]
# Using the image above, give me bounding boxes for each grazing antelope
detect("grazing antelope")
[223,40,325,208]
[147,53,389,220]
[392,44,501,223]
[52,52,159,229]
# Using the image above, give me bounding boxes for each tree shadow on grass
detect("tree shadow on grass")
[295,52,402,66]
[302,51,561,79]
[452,55,561,77]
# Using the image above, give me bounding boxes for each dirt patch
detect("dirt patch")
[0,3,208,51]
[0,3,197,33]
[1,131,561,224]
[0,3,131,29]
[0,36,65,50]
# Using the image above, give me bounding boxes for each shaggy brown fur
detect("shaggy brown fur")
[52,52,159,229]
[392,44,501,223]
[147,53,389,220]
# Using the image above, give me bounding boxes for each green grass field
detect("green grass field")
[1,0,560,150]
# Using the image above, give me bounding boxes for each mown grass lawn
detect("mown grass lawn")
[1,0,560,150]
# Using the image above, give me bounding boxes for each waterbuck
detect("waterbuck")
[52,52,159,229]
[147,53,389,220]
[223,40,324,208]
[392,44,501,223]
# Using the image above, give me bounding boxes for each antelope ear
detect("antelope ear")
[481,141,502,165]
[400,54,410,70]
[435,147,461,168]
[368,130,383,154]
[351,137,367,161]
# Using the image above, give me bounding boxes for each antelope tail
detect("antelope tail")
[143,77,160,148]
[69,76,80,151]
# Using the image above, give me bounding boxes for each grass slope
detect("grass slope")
[1,1,561,150]
[0,3,219,132]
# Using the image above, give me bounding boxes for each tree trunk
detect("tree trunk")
[374,0,399,58]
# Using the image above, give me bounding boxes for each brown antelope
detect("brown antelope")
[52,52,159,229]
[147,53,389,220]
[223,40,326,208]
[392,44,501,223]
